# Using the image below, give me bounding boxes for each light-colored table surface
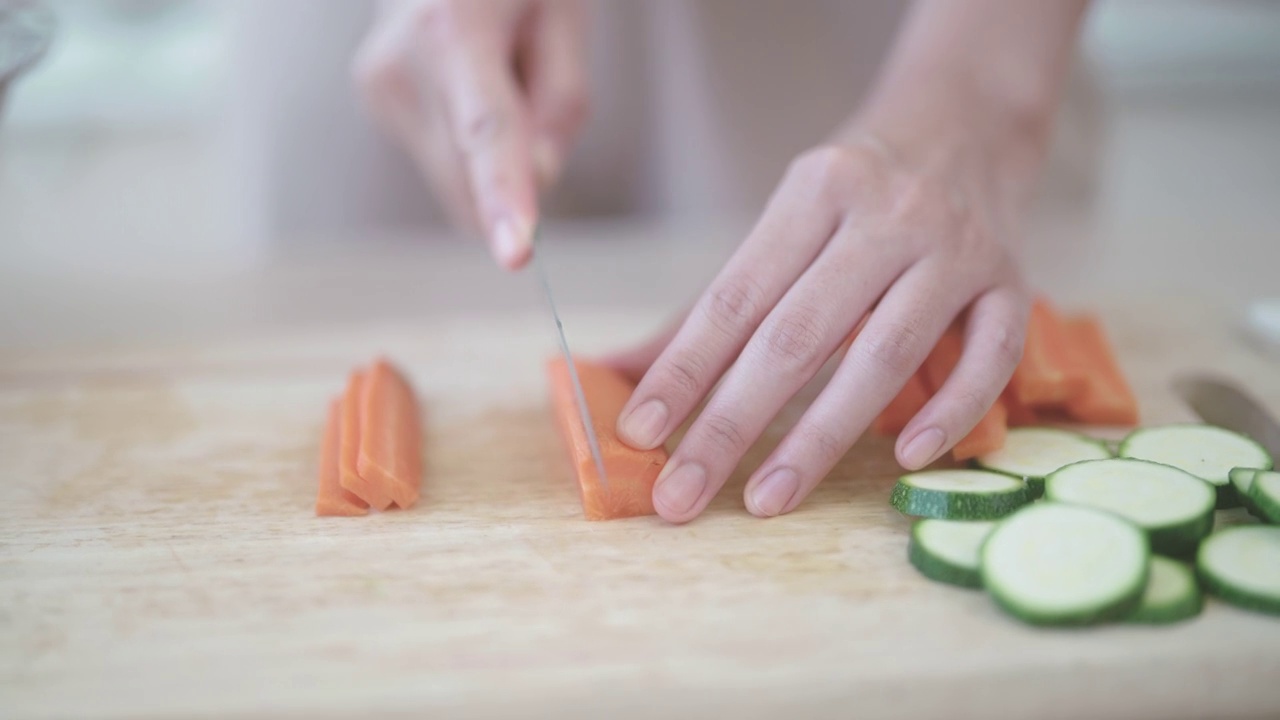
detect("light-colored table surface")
[3,226,1280,719]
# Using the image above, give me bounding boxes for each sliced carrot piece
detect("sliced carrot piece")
[547,356,668,520]
[357,358,423,510]
[316,396,369,517]
[920,328,1009,460]
[338,369,394,511]
[1063,315,1140,426]
[1002,385,1039,427]
[1010,298,1086,406]
[872,371,930,435]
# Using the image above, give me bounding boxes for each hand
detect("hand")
[603,127,1034,524]
[352,0,589,270]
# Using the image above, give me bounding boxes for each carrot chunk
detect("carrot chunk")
[316,396,369,517]
[1002,385,1039,427]
[1010,298,1086,406]
[872,371,930,436]
[338,369,394,511]
[357,358,423,510]
[921,328,1008,460]
[1063,315,1140,426]
[547,357,668,520]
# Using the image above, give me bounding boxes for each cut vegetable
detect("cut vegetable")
[1126,556,1202,625]
[1002,386,1039,427]
[920,329,1008,461]
[315,396,369,517]
[1009,299,1086,406]
[872,371,929,436]
[976,427,1112,498]
[908,519,995,589]
[547,357,668,520]
[890,470,1030,520]
[338,369,393,511]
[982,503,1149,626]
[1062,315,1139,426]
[1044,458,1214,557]
[1197,526,1280,616]
[1250,470,1280,523]
[1232,467,1267,519]
[356,358,423,510]
[1119,424,1274,508]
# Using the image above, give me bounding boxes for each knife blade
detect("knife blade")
[1173,373,1280,460]
[529,224,609,489]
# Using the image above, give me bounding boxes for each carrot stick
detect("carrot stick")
[1002,385,1039,427]
[357,358,423,510]
[338,369,394,511]
[1010,298,1086,406]
[547,356,669,520]
[921,328,1009,460]
[316,396,369,517]
[1063,315,1140,426]
[872,371,930,435]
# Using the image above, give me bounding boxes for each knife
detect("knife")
[1174,373,1280,460]
[529,224,609,489]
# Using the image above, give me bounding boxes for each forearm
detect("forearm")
[849,0,1090,203]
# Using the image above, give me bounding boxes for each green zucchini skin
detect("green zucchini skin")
[1125,557,1203,625]
[1249,471,1280,524]
[1230,467,1267,520]
[1196,527,1280,617]
[907,520,992,589]
[890,482,1029,520]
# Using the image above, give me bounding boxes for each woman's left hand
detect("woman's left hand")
[601,116,1041,524]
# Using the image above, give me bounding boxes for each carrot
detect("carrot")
[338,369,394,511]
[357,358,423,510]
[1063,315,1140,426]
[1010,298,1086,406]
[1002,385,1039,427]
[547,356,668,520]
[871,371,930,435]
[921,328,1008,460]
[316,396,369,517]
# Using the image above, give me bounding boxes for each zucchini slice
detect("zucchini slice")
[1197,526,1280,616]
[890,470,1030,520]
[1230,467,1267,519]
[1249,470,1280,524]
[1126,556,1203,625]
[1119,424,1274,508]
[908,519,995,589]
[976,427,1112,498]
[1044,458,1215,557]
[981,503,1149,626]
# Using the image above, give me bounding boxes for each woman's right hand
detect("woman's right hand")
[353,0,590,271]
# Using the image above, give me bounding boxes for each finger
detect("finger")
[741,257,984,517]
[654,228,916,524]
[435,30,540,270]
[615,148,853,454]
[591,308,691,385]
[522,0,589,187]
[895,283,1029,469]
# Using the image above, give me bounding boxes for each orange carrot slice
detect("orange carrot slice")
[921,328,1009,460]
[872,371,930,435]
[1002,385,1039,427]
[1010,298,1086,406]
[316,396,369,517]
[338,369,394,511]
[357,358,423,510]
[1063,315,1140,426]
[547,356,668,520]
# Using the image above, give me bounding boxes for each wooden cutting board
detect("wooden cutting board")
[3,301,1279,720]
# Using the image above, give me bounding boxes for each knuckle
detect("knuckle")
[700,413,748,454]
[985,322,1026,369]
[704,276,765,336]
[798,422,847,466]
[758,311,827,372]
[791,145,857,192]
[952,388,991,425]
[856,322,924,375]
[660,350,707,400]
[460,107,506,148]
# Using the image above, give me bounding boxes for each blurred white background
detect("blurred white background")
[2,0,1279,313]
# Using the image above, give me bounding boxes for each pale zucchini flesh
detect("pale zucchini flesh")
[1231,467,1267,519]
[1197,526,1280,616]
[1044,458,1215,557]
[908,519,995,589]
[981,503,1149,626]
[1126,556,1202,625]
[976,427,1112,498]
[890,470,1030,520]
[1119,424,1274,508]
[1250,470,1280,524]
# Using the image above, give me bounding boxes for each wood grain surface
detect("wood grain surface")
[3,301,1279,720]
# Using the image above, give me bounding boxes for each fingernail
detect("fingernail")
[654,462,707,517]
[493,217,530,267]
[532,138,560,185]
[619,399,668,449]
[750,468,799,517]
[902,427,946,469]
